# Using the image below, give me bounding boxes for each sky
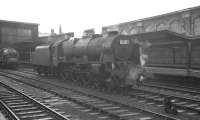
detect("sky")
[0,0,200,37]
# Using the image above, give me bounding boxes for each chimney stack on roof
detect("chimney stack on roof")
[59,24,62,34]
[51,29,55,36]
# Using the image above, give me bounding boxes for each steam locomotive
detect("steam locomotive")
[32,31,144,90]
[0,48,19,69]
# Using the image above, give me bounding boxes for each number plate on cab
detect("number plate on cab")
[120,40,129,44]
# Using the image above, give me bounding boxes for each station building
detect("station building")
[0,20,38,62]
[102,6,200,37]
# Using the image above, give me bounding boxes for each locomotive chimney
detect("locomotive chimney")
[103,26,119,37]
[107,31,119,36]
[65,32,74,39]
[83,29,95,38]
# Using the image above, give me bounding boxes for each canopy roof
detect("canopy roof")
[133,30,189,46]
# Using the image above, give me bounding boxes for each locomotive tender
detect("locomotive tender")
[33,31,143,90]
[0,48,19,69]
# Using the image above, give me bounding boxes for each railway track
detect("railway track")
[130,87,200,114]
[0,76,115,120]
[0,81,69,120]
[17,69,200,120]
[0,69,187,120]
[128,80,200,117]
[17,68,200,94]
[17,68,38,75]
[14,69,200,98]
[143,81,200,94]
[141,80,200,102]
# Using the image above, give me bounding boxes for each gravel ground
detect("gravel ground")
[0,111,7,120]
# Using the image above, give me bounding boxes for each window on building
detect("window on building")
[194,17,200,35]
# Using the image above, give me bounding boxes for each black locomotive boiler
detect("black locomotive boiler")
[33,31,143,90]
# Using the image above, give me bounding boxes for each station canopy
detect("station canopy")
[133,30,189,46]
